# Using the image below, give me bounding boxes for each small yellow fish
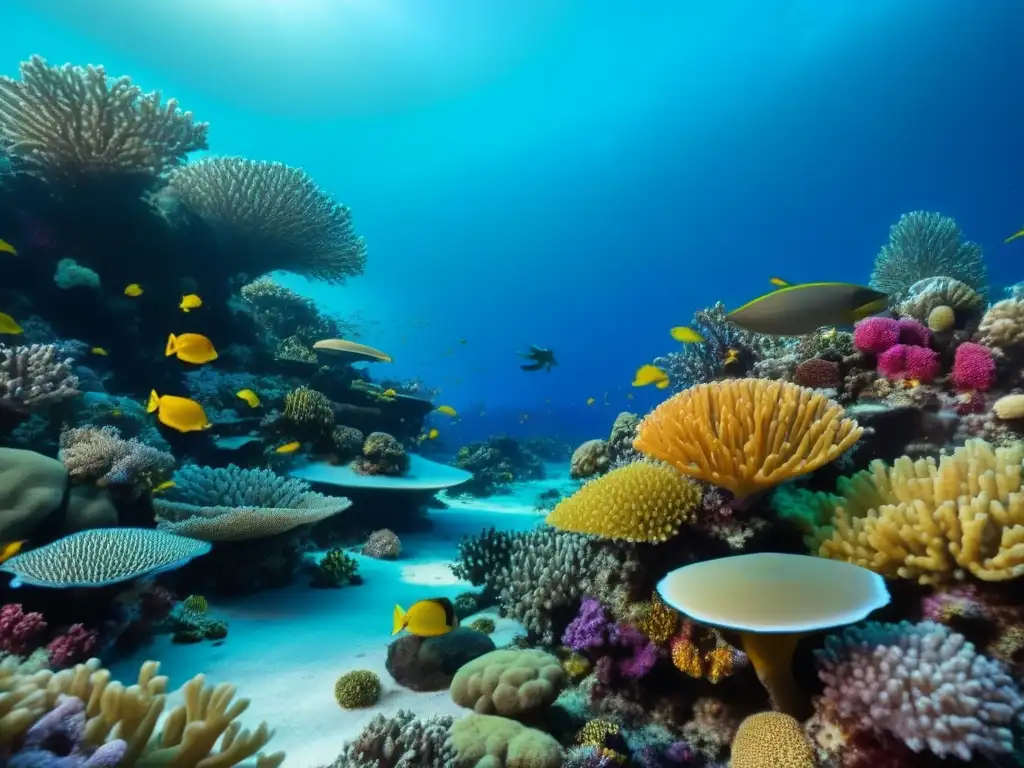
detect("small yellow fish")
[392,598,458,637]
[0,540,25,564]
[381,388,397,398]
[110,410,122,417]
[633,364,670,389]
[1005,227,1024,244]
[179,294,203,312]
[724,348,740,365]
[236,389,261,408]
[769,276,791,287]
[166,333,218,365]
[586,397,595,406]
[427,428,439,440]
[0,312,23,335]
[276,441,302,454]
[91,347,108,356]
[0,239,17,257]
[669,326,705,344]
[152,480,176,494]
[147,390,211,433]
[436,405,458,417]
[124,283,143,297]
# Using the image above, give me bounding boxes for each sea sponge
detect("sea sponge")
[808,439,1024,584]
[853,317,900,353]
[569,439,611,479]
[633,379,862,499]
[0,448,69,541]
[546,461,699,543]
[283,386,335,434]
[447,714,562,768]
[876,344,940,382]
[978,299,1024,348]
[450,649,566,718]
[730,712,814,768]
[816,621,1023,761]
[334,670,382,709]
[993,394,1024,420]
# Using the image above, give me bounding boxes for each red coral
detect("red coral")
[951,342,995,392]
[0,603,47,655]
[47,624,98,669]
[794,358,841,389]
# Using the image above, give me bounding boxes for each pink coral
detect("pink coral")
[47,624,98,669]
[853,317,900,353]
[877,344,940,382]
[0,603,47,655]
[876,344,909,379]
[951,342,996,392]
[897,318,931,347]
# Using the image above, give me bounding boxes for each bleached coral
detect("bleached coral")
[815,621,1023,761]
[978,298,1024,348]
[0,344,80,413]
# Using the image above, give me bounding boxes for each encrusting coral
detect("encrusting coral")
[806,439,1024,584]
[546,461,700,543]
[0,656,284,766]
[634,378,862,499]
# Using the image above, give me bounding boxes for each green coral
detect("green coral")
[168,603,228,644]
[334,669,381,709]
[312,547,359,588]
[469,617,496,634]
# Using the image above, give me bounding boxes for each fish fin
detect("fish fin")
[850,298,889,322]
[392,605,407,635]
[147,391,160,414]
[1005,229,1024,244]
[165,334,177,357]
[655,379,669,389]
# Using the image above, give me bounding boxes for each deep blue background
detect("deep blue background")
[6,0,1023,444]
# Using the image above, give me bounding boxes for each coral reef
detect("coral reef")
[334,670,382,709]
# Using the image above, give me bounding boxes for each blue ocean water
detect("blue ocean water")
[6,0,1022,450]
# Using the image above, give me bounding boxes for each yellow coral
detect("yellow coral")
[546,461,700,543]
[634,593,679,645]
[334,669,381,709]
[670,635,704,678]
[993,394,1024,420]
[730,711,814,768]
[704,646,735,684]
[634,379,862,499]
[927,304,956,332]
[575,719,620,747]
[283,386,334,432]
[561,652,591,679]
[810,439,1024,584]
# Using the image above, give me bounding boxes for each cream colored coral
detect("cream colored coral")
[810,440,1024,584]
[0,657,284,767]
[979,299,1024,348]
[730,711,814,768]
[927,305,956,332]
[451,650,566,718]
[634,379,862,499]
[898,276,984,325]
[448,714,562,768]
[993,395,1024,420]
[569,439,610,479]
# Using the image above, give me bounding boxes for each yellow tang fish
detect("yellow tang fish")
[724,348,740,365]
[147,390,211,433]
[670,326,705,343]
[179,294,203,312]
[165,333,218,365]
[436,405,457,417]
[586,397,595,406]
[1006,227,1024,244]
[0,239,17,256]
[152,480,176,494]
[124,283,143,297]
[381,388,397,398]
[275,441,301,454]
[0,312,23,335]
[236,389,261,408]
[91,347,108,356]
[427,428,439,440]
[0,540,25,564]
[633,364,670,389]
[392,597,458,637]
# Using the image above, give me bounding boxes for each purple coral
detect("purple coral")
[9,694,126,768]
[609,623,659,679]
[563,597,610,651]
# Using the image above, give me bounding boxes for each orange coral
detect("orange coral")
[634,593,679,645]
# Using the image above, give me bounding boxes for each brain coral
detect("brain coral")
[569,439,610,479]
[448,714,562,768]
[634,379,862,499]
[730,712,814,768]
[546,461,699,543]
[450,649,566,719]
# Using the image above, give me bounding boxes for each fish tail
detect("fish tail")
[165,333,177,357]
[392,605,407,635]
[850,298,889,322]
[146,390,160,414]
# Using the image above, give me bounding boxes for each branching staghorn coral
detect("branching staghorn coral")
[0,56,207,184]
[0,344,80,413]
[805,439,1024,584]
[59,425,174,492]
[869,211,987,302]
[816,621,1023,761]
[167,157,367,282]
[652,303,791,391]
[153,464,350,541]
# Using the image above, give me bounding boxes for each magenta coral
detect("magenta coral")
[853,317,900,353]
[610,623,659,679]
[47,624,98,669]
[0,603,47,655]
[876,344,909,379]
[897,318,931,347]
[877,344,940,382]
[951,342,995,391]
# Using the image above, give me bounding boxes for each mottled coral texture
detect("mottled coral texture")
[815,621,1023,761]
[0,603,47,655]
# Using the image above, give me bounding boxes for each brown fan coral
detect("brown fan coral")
[634,379,862,499]
[547,461,700,543]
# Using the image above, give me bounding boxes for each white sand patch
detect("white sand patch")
[400,561,468,587]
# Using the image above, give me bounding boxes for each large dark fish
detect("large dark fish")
[519,345,557,372]
[726,282,888,336]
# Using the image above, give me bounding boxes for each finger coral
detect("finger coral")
[634,379,862,499]
[0,344,80,413]
[166,156,366,282]
[815,621,1023,761]
[0,55,208,184]
[546,461,700,543]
